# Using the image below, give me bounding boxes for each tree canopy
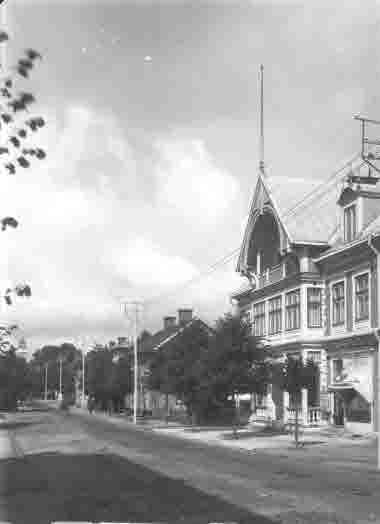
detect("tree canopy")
[148,314,269,424]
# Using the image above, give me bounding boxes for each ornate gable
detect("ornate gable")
[236,173,291,278]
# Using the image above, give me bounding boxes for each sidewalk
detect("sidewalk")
[71,406,377,462]
[0,413,22,459]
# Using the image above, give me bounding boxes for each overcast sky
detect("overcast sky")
[2,0,379,352]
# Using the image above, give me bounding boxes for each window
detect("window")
[344,204,356,242]
[285,289,300,330]
[253,302,266,336]
[307,351,321,364]
[241,309,253,332]
[307,288,322,328]
[355,273,369,321]
[332,281,345,326]
[332,358,343,382]
[268,296,282,335]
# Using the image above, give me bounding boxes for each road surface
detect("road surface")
[1,406,380,524]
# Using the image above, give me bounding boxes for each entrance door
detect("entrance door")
[334,393,345,426]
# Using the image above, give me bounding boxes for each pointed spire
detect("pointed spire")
[259,64,265,175]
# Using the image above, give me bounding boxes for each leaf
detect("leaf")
[1,113,12,124]
[0,88,11,98]
[19,92,35,105]
[35,148,46,159]
[18,59,33,70]
[17,67,29,79]
[5,79,12,89]
[18,129,27,138]
[15,284,32,298]
[4,295,12,306]
[25,49,42,61]
[17,156,30,168]
[8,99,26,112]
[35,117,45,128]
[10,136,21,148]
[1,217,18,230]
[0,32,9,44]
[26,119,38,131]
[5,163,15,175]
[0,147,9,155]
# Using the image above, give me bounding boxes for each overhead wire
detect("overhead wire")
[143,153,362,310]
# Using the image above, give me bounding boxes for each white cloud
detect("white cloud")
[0,104,242,351]
[108,236,197,290]
[154,138,240,227]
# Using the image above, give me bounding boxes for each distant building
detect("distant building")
[232,159,380,433]
[116,309,212,417]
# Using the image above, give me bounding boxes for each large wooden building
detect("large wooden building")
[232,158,380,434]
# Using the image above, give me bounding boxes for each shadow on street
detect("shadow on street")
[0,451,275,524]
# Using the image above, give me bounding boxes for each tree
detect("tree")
[204,313,269,433]
[0,348,31,409]
[148,321,210,424]
[0,30,46,353]
[30,343,81,400]
[148,314,270,428]
[273,355,319,447]
[86,345,132,412]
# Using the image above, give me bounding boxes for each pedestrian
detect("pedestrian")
[87,396,94,414]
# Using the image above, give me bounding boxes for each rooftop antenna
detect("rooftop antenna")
[259,64,265,175]
[353,115,380,180]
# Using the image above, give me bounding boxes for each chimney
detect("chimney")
[178,309,193,325]
[163,316,176,330]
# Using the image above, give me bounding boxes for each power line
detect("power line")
[144,154,360,309]
[145,248,239,308]
[282,153,361,220]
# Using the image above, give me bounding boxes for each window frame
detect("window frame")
[268,295,282,335]
[285,289,301,331]
[307,287,322,328]
[344,203,357,243]
[253,301,266,336]
[331,280,345,327]
[354,272,370,323]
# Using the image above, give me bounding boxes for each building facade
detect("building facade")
[117,309,212,418]
[232,160,380,434]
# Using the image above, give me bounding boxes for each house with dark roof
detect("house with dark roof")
[232,157,380,433]
[118,309,212,417]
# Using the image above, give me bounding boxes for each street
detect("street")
[0,407,380,524]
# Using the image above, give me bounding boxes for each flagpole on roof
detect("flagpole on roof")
[259,64,265,175]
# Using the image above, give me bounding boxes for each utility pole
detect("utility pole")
[82,345,85,408]
[44,363,48,401]
[78,336,92,409]
[58,357,63,402]
[121,301,143,424]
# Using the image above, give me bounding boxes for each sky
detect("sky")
[1,0,380,353]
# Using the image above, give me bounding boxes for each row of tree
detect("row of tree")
[148,314,318,435]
